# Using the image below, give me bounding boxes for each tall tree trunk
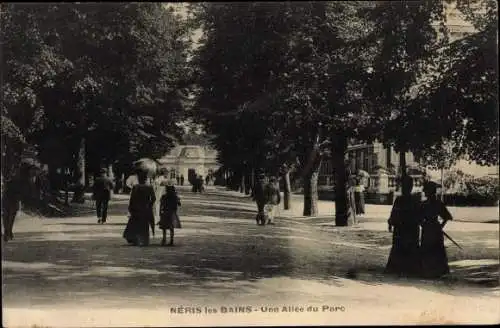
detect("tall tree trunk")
[48,164,59,194]
[399,149,407,179]
[282,169,292,210]
[71,137,86,203]
[440,167,444,202]
[302,146,322,216]
[244,173,251,195]
[333,132,355,226]
[240,171,245,193]
[250,167,255,193]
[303,169,320,216]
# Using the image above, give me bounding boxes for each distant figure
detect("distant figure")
[180,175,185,186]
[420,181,453,278]
[92,168,114,224]
[264,176,281,225]
[252,172,267,225]
[354,177,365,215]
[346,175,357,225]
[385,176,421,276]
[151,175,164,219]
[193,174,204,193]
[123,172,156,246]
[159,183,182,246]
[2,174,22,242]
[205,175,210,186]
[176,176,180,185]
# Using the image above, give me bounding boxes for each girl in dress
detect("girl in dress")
[123,171,156,246]
[420,181,453,278]
[159,183,181,246]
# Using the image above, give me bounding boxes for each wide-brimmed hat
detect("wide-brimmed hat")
[423,180,441,193]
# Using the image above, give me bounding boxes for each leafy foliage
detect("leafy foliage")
[2,3,192,182]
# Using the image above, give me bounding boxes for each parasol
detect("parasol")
[357,170,370,178]
[133,158,158,177]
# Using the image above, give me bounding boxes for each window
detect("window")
[364,156,369,171]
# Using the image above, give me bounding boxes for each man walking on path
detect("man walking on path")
[92,168,114,224]
[252,172,268,225]
[264,176,281,225]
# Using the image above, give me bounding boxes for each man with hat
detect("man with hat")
[252,171,268,225]
[264,176,281,225]
[92,168,115,224]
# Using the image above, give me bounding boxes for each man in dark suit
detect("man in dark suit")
[92,168,114,224]
[252,172,268,225]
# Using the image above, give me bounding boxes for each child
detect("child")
[158,183,181,246]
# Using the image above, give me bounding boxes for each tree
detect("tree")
[191,2,377,221]
[365,1,449,182]
[413,0,498,167]
[2,3,192,201]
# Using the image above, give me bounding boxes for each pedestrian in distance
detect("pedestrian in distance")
[354,176,365,216]
[264,176,281,225]
[385,175,421,277]
[346,175,358,225]
[420,181,453,279]
[123,171,156,246]
[252,172,268,225]
[197,175,204,193]
[180,175,185,186]
[158,182,182,246]
[2,173,22,242]
[92,168,114,224]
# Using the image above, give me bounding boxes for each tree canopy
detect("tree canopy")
[2,3,192,183]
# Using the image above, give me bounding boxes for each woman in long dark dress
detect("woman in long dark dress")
[385,176,421,276]
[420,181,453,278]
[123,172,156,246]
[158,183,181,246]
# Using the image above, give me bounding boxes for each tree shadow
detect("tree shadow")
[2,227,348,306]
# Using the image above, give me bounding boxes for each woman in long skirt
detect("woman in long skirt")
[123,172,156,246]
[385,176,421,276]
[420,181,453,278]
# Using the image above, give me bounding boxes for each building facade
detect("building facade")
[318,3,480,195]
[319,141,424,195]
[157,145,220,182]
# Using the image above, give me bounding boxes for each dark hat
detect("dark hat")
[423,181,441,193]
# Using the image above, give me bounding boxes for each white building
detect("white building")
[157,145,220,182]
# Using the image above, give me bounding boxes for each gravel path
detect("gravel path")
[2,191,499,326]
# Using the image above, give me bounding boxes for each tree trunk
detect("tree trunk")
[48,164,59,194]
[333,132,355,226]
[440,168,444,202]
[71,137,86,203]
[250,167,255,193]
[240,171,245,193]
[399,149,407,179]
[303,170,319,216]
[282,169,292,210]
